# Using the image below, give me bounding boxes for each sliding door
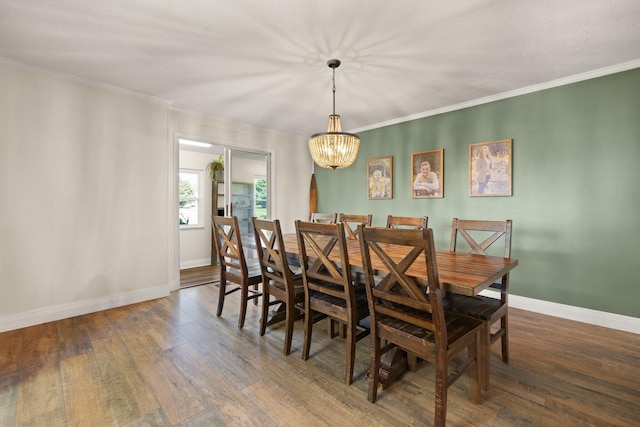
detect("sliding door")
[224,148,271,251]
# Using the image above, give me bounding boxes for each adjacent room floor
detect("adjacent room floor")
[180,264,220,288]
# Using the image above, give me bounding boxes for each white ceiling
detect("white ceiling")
[1,0,640,137]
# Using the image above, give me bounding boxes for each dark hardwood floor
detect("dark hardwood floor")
[1,284,639,426]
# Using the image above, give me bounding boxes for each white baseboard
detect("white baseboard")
[0,285,170,333]
[180,258,211,269]
[481,290,640,335]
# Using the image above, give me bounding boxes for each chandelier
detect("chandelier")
[308,59,360,169]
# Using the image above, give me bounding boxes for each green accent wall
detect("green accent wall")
[315,68,640,318]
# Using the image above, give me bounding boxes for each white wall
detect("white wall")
[0,61,313,332]
[0,61,172,331]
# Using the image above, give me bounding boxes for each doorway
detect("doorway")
[177,138,271,287]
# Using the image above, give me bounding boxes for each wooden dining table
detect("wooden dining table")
[279,231,519,389]
[280,233,518,296]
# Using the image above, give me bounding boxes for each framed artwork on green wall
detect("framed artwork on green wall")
[411,149,444,198]
[367,156,393,199]
[469,139,512,196]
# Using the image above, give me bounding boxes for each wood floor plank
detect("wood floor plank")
[243,377,332,427]
[167,341,275,426]
[60,352,118,427]
[121,408,170,426]
[124,334,206,425]
[173,407,230,426]
[56,316,92,361]
[546,366,640,425]
[15,323,65,424]
[80,310,118,342]
[0,329,24,374]
[105,305,143,342]
[91,335,160,425]
[0,372,19,427]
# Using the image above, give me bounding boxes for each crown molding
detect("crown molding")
[351,59,640,133]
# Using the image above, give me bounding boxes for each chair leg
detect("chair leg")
[238,283,249,329]
[407,352,418,371]
[283,301,295,356]
[260,290,269,336]
[328,318,338,338]
[302,304,313,361]
[479,322,491,390]
[345,322,356,385]
[501,315,509,363]
[368,335,381,403]
[469,333,482,404]
[434,365,448,427]
[216,277,226,317]
[252,283,259,305]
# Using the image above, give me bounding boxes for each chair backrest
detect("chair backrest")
[337,213,373,240]
[212,215,249,275]
[385,215,428,230]
[358,225,446,343]
[309,212,337,224]
[449,218,512,258]
[295,220,354,305]
[252,217,296,291]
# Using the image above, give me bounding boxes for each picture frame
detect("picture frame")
[367,156,393,199]
[411,149,444,198]
[469,139,512,196]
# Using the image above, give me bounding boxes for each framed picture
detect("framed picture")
[411,149,444,198]
[469,139,512,196]
[367,156,393,199]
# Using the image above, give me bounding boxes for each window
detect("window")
[254,176,267,219]
[179,169,204,228]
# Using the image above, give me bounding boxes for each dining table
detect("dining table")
[278,231,519,388]
[280,233,518,296]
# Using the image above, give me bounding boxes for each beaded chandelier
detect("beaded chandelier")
[308,59,360,169]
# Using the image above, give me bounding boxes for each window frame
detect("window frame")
[178,168,205,229]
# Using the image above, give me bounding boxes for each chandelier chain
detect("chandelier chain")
[332,67,336,116]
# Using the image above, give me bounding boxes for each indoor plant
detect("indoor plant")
[207,155,224,182]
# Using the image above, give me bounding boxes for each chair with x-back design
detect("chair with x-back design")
[252,217,305,355]
[446,217,513,390]
[309,212,337,224]
[212,215,263,329]
[358,225,483,426]
[337,213,373,240]
[295,220,370,385]
[385,215,428,230]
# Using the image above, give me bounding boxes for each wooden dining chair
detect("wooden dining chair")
[295,220,370,385]
[385,215,428,230]
[211,215,263,329]
[337,213,372,240]
[332,213,373,336]
[358,225,482,426]
[309,212,337,224]
[252,217,305,355]
[446,218,513,390]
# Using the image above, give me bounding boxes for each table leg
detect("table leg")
[373,345,408,389]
